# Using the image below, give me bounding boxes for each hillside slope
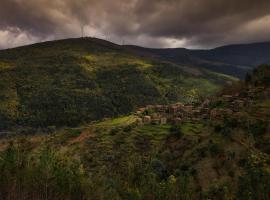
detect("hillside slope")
[0,38,233,129]
[0,65,269,200]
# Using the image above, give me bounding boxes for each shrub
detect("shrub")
[209,143,223,157]
[47,125,57,133]
[151,158,167,178]
[249,120,267,135]
[169,125,183,139]
[16,126,37,135]
[142,108,155,116]
[110,127,120,135]
[123,125,133,132]
[66,128,82,137]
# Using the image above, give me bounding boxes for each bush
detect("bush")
[47,125,57,133]
[169,125,183,139]
[123,124,133,132]
[16,126,37,135]
[110,127,120,135]
[66,128,82,137]
[248,65,270,86]
[209,143,223,157]
[142,108,155,116]
[249,120,267,135]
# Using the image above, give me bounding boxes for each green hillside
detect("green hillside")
[0,65,268,200]
[0,38,233,130]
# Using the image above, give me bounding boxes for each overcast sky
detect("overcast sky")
[1,0,270,49]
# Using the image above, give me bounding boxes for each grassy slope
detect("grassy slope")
[0,38,233,129]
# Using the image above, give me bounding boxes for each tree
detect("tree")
[186,89,200,104]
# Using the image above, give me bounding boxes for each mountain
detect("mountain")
[0,65,269,199]
[126,41,270,78]
[194,41,270,66]
[0,38,233,130]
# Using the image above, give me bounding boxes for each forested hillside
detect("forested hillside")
[0,38,233,130]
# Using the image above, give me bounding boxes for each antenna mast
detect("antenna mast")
[80,24,85,38]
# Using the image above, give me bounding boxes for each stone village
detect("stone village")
[134,86,269,126]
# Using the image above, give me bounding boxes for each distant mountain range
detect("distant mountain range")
[125,41,270,78]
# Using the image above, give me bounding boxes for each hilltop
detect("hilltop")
[0,37,234,130]
[0,65,269,199]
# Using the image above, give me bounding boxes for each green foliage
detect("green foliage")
[209,143,223,157]
[0,142,87,200]
[249,119,267,135]
[237,154,270,200]
[169,125,183,139]
[213,117,235,136]
[204,182,233,200]
[15,126,37,135]
[185,88,200,104]
[142,108,155,116]
[123,124,134,132]
[109,127,121,135]
[66,128,82,137]
[180,122,204,135]
[0,140,200,200]
[246,64,270,86]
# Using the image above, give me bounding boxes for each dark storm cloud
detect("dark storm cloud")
[0,0,270,49]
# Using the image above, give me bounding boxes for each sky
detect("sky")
[1,0,270,49]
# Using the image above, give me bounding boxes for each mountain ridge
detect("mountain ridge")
[125,40,270,78]
[2,37,270,78]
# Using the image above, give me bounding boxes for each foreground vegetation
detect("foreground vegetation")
[0,65,269,199]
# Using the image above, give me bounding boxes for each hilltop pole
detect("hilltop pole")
[80,24,85,38]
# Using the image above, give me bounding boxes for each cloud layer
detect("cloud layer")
[1,0,270,49]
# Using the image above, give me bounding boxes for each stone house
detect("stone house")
[136,118,143,125]
[143,116,152,124]
[169,105,178,114]
[173,117,182,125]
[160,118,167,125]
